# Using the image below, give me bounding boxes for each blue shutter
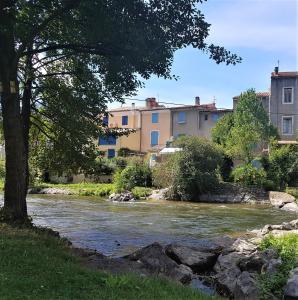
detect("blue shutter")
[103,116,109,126]
[122,115,128,125]
[211,113,219,122]
[152,113,159,123]
[107,149,116,158]
[178,112,186,123]
[151,131,159,146]
[98,135,116,145]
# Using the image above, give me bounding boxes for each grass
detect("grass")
[0,179,153,199]
[258,233,298,299]
[33,182,116,197]
[0,223,216,300]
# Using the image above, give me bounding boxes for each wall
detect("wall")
[171,108,231,140]
[140,109,171,152]
[270,76,298,141]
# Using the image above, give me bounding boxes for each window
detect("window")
[151,131,159,146]
[178,111,186,123]
[122,115,128,125]
[204,114,208,121]
[282,116,293,135]
[107,149,116,158]
[283,87,294,104]
[103,116,109,126]
[99,135,117,145]
[152,112,159,123]
[211,113,219,122]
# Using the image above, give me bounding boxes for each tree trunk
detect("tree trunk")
[0,0,28,220]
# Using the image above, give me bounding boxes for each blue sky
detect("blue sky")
[113,0,297,109]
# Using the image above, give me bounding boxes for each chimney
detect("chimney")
[274,66,279,75]
[146,97,157,108]
[195,96,200,106]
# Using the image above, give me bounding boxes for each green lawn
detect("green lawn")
[0,224,216,300]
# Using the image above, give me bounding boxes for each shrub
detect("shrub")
[114,160,152,192]
[156,136,223,201]
[232,163,266,187]
[259,234,298,299]
[267,145,298,190]
[152,155,177,188]
[0,160,5,179]
[131,187,152,199]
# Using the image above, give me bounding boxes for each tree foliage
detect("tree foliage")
[266,145,298,190]
[0,0,241,219]
[155,136,223,201]
[215,90,278,162]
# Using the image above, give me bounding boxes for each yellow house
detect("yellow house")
[98,98,172,157]
[140,107,172,153]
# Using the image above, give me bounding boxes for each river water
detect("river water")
[1,195,296,256]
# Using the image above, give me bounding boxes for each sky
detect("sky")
[112,0,298,109]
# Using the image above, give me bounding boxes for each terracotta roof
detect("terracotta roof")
[271,72,298,78]
[233,92,270,99]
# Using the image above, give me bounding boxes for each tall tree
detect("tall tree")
[0,0,241,221]
[225,89,278,161]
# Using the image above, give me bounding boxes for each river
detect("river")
[1,194,296,257]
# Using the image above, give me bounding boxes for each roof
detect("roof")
[233,91,270,100]
[109,103,232,113]
[271,72,298,78]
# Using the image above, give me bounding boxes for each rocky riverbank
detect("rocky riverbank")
[72,219,298,300]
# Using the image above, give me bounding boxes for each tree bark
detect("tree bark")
[0,0,28,220]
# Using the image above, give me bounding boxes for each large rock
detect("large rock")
[238,249,278,274]
[124,242,193,284]
[165,244,217,273]
[281,202,298,213]
[149,188,169,201]
[234,271,261,300]
[214,252,243,273]
[215,266,241,297]
[284,267,298,300]
[269,191,295,208]
[109,191,136,202]
[230,238,258,254]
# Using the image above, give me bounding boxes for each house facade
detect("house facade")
[269,70,298,142]
[171,98,232,140]
[98,97,231,157]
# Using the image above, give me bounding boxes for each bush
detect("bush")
[259,234,298,299]
[152,155,177,188]
[131,187,152,199]
[232,163,267,187]
[267,145,298,190]
[0,160,5,179]
[155,136,223,201]
[114,160,152,192]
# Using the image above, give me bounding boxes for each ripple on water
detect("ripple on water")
[1,195,296,256]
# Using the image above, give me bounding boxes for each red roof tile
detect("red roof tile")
[271,72,298,77]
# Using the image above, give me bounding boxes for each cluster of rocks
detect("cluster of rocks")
[269,191,298,212]
[75,219,298,300]
[27,187,73,195]
[108,191,136,202]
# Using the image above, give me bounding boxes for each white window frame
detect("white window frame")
[282,115,294,135]
[150,130,160,146]
[282,87,294,104]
